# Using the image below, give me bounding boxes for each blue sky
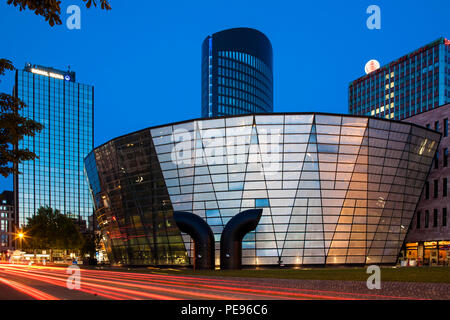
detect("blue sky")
[0,0,449,191]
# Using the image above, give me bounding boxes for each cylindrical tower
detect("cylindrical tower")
[201,27,273,118]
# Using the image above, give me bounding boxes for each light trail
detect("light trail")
[0,264,426,300]
[0,265,288,300]
[0,267,179,300]
[0,276,59,300]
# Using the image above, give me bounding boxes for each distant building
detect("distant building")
[201,28,274,118]
[402,103,450,265]
[13,63,94,228]
[349,37,450,120]
[0,191,15,251]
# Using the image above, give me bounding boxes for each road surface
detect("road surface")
[0,264,435,300]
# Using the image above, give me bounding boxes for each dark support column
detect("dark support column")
[220,209,263,270]
[173,211,215,270]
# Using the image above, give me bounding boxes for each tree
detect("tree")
[0,59,43,178]
[81,232,100,258]
[23,206,83,261]
[7,0,111,26]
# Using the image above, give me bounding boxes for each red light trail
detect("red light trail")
[0,264,426,300]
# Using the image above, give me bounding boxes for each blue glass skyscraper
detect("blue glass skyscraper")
[13,63,94,228]
[201,28,274,118]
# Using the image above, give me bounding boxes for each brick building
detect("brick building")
[403,103,450,265]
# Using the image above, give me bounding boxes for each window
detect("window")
[435,121,440,132]
[434,209,438,227]
[434,179,439,198]
[416,211,421,229]
[255,198,269,207]
[425,210,429,228]
[445,148,449,167]
[444,178,448,197]
[425,181,430,199]
[443,208,447,227]
[445,118,448,137]
[435,151,439,169]
[426,123,431,129]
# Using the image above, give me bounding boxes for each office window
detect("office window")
[444,178,448,197]
[416,211,421,229]
[425,210,429,228]
[443,208,447,227]
[434,179,438,198]
[425,181,430,199]
[433,209,438,227]
[445,118,448,137]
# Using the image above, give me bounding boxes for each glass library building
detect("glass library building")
[85,113,440,268]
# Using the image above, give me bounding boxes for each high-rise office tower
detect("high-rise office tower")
[201,27,274,118]
[13,63,94,227]
[349,37,450,120]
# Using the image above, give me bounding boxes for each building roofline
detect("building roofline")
[203,27,272,46]
[349,37,448,86]
[403,102,450,120]
[89,111,441,154]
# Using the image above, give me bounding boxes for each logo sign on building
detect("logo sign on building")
[31,68,65,80]
[365,59,380,74]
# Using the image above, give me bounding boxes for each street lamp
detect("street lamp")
[18,233,23,250]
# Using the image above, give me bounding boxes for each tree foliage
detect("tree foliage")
[23,206,83,251]
[6,0,111,26]
[81,232,100,257]
[0,59,43,178]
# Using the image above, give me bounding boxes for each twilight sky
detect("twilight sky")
[0,0,449,191]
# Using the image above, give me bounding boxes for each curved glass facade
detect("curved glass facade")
[201,28,273,118]
[84,133,188,266]
[86,113,440,267]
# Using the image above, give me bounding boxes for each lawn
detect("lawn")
[156,266,450,283]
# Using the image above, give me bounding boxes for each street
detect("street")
[0,264,443,300]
